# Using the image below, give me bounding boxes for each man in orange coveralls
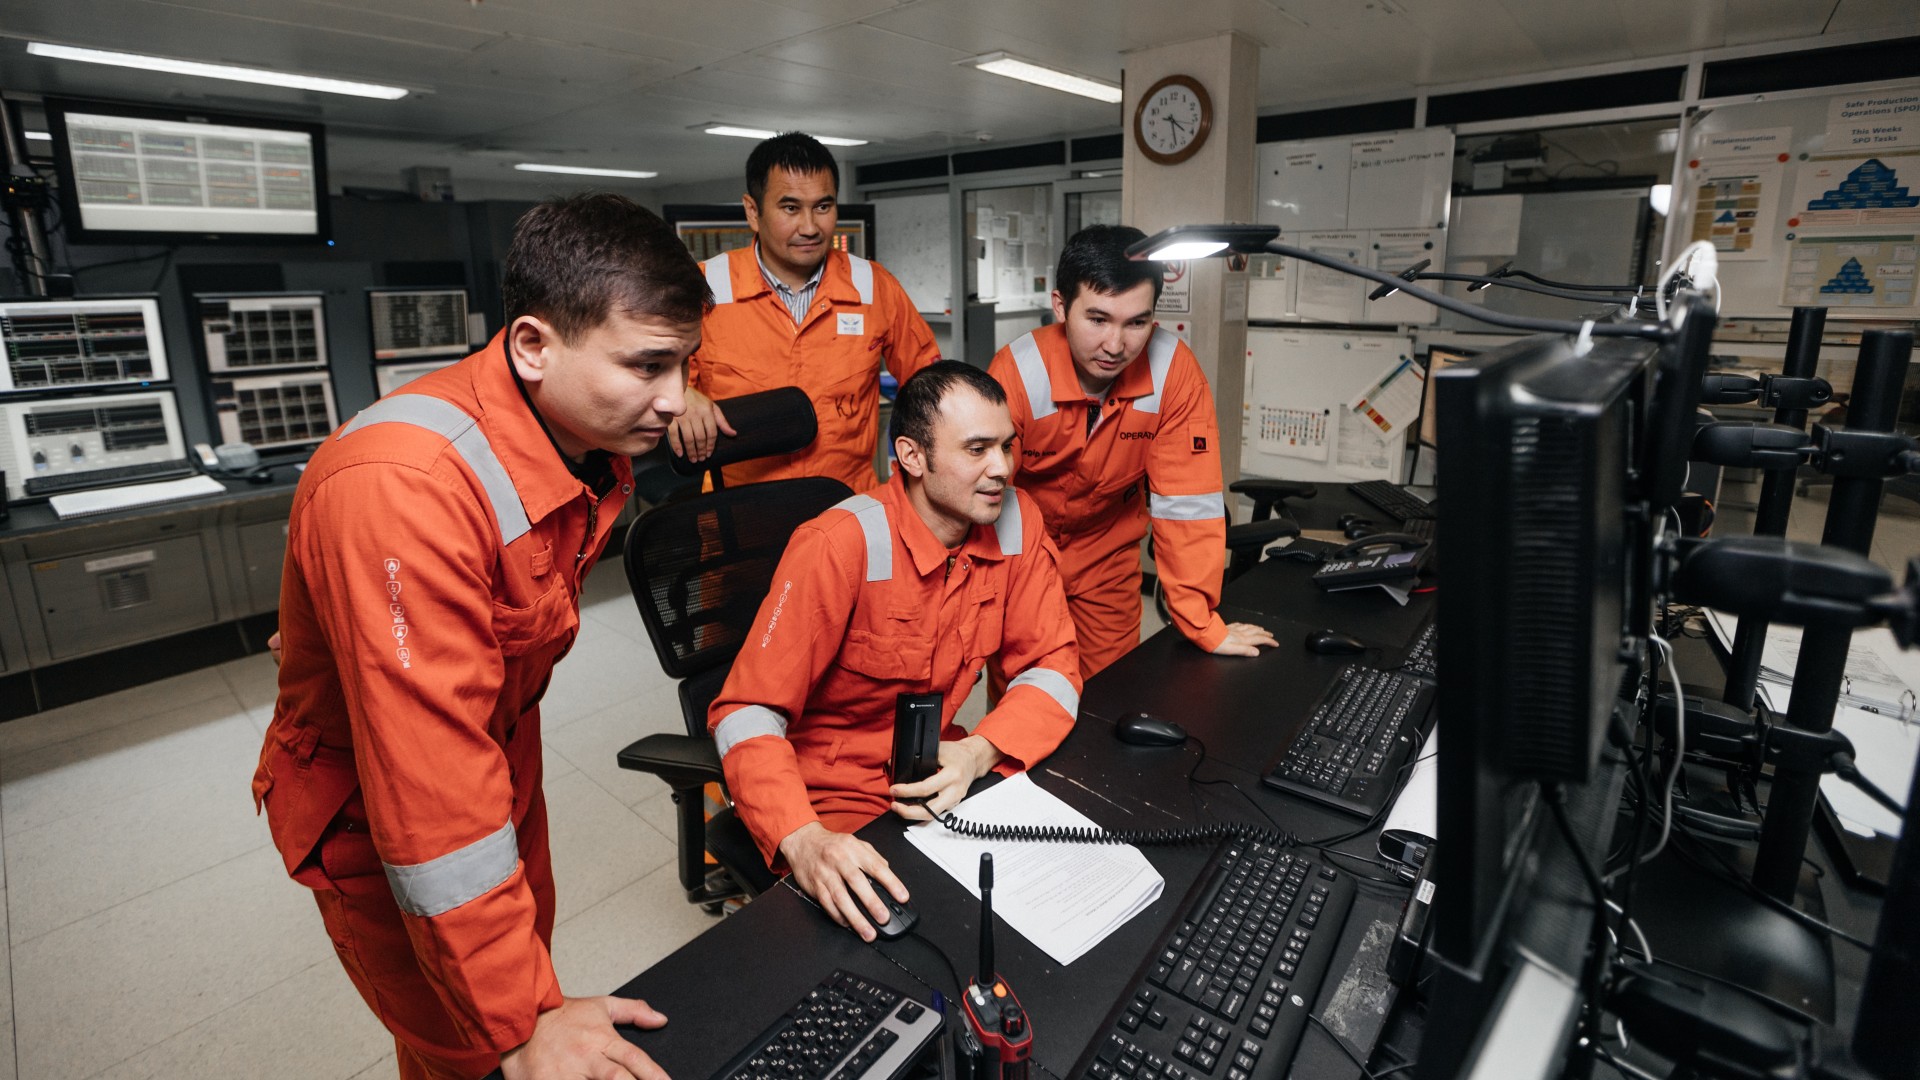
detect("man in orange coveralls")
[668,131,939,490]
[708,362,1081,941]
[253,195,704,1080]
[989,225,1278,679]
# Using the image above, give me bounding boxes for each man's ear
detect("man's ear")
[1050,290,1068,325]
[507,316,556,384]
[742,193,761,234]
[893,434,927,479]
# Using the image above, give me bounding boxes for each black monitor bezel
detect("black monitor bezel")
[44,96,332,247]
[188,290,340,456]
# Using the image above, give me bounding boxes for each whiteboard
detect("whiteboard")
[1255,128,1454,233]
[1256,138,1350,231]
[1679,83,1920,318]
[873,192,951,315]
[1240,328,1412,484]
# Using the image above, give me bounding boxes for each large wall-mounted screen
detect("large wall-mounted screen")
[46,97,330,245]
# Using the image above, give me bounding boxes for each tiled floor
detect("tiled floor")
[0,552,1040,1080]
[0,483,1903,1079]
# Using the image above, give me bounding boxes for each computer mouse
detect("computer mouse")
[864,875,918,940]
[1341,517,1379,540]
[1305,628,1369,655]
[1115,711,1189,747]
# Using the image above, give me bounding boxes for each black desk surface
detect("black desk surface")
[609,538,1440,1080]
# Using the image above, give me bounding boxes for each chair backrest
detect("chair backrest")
[667,386,819,478]
[624,475,854,682]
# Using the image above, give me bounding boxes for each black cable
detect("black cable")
[1591,1043,1664,1080]
[1666,824,1875,951]
[1544,782,1613,1053]
[1498,266,1642,292]
[1374,1063,1417,1079]
[1408,270,1641,304]
[1263,240,1671,340]
[901,929,964,998]
[1305,1013,1381,1080]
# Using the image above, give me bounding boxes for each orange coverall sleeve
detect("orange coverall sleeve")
[876,263,942,377]
[975,494,1082,770]
[1147,360,1231,653]
[985,347,1028,435]
[708,520,864,865]
[292,462,560,1051]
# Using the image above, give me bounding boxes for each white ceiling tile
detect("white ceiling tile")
[1818,0,1920,36]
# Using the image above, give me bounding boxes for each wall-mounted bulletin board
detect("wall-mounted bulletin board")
[1240,328,1417,484]
[873,191,951,317]
[1252,128,1454,326]
[1679,83,1920,319]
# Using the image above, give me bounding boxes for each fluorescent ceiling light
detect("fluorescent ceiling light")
[26,42,410,100]
[24,131,50,141]
[515,163,658,179]
[704,125,868,147]
[1147,240,1229,261]
[962,52,1122,103]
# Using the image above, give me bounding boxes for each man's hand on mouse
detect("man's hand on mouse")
[778,822,909,943]
[889,734,1002,822]
[1210,621,1279,657]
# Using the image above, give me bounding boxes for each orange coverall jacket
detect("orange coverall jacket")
[252,335,630,1069]
[989,324,1228,677]
[708,474,1082,865]
[692,245,939,492]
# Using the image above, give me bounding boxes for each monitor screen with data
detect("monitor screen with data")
[47,97,329,245]
[0,297,170,393]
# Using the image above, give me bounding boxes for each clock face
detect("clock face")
[1133,75,1211,165]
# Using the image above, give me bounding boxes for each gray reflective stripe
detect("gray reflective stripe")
[383,821,518,918]
[1009,667,1079,717]
[1150,491,1226,521]
[832,493,893,582]
[846,253,875,305]
[339,395,533,545]
[1132,328,1179,414]
[1007,332,1055,420]
[993,487,1024,555]
[705,251,734,304]
[713,705,788,758]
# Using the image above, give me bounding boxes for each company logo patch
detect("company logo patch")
[1192,436,1208,452]
[837,313,865,336]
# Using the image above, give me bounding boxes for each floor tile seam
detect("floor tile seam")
[74,955,350,1080]
[7,836,273,949]
[552,856,697,938]
[0,686,240,764]
[0,746,269,840]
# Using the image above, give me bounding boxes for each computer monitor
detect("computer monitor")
[193,293,338,452]
[374,357,458,396]
[1418,300,1717,1078]
[368,288,471,362]
[0,297,170,392]
[0,390,190,501]
[44,97,329,245]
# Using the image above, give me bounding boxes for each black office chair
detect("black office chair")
[615,387,851,911]
[1151,478,1316,623]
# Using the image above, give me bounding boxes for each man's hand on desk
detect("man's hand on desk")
[889,734,1003,822]
[779,822,909,943]
[665,387,736,463]
[1209,622,1279,658]
[500,995,670,1080]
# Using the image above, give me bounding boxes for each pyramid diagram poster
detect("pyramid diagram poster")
[1784,235,1917,313]
[1792,152,1920,228]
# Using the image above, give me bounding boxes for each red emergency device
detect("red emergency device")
[960,853,1031,1080]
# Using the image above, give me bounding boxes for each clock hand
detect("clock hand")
[1166,115,1187,135]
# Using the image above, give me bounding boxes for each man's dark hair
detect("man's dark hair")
[502,193,710,343]
[746,132,841,206]
[889,360,1008,453]
[1056,224,1163,308]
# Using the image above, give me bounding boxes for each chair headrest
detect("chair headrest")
[669,386,819,477]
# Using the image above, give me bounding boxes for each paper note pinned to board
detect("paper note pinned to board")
[1349,356,1424,437]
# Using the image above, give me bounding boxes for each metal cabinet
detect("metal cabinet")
[27,534,221,660]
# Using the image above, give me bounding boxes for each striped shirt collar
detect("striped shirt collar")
[754,242,826,325]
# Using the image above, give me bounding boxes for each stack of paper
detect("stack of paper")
[905,773,1164,966]
[1823,704,1917,838]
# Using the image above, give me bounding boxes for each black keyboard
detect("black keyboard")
[1071,837,1356,1080]
[24,458,198,496]
[1346,481,1436,522]
[1261,666,1433,818]
[1401,622,1437,681]
[1400,517,1435,543]
[710,970,941,1080]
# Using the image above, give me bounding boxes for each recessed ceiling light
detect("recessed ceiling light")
[514,163,659,179]
[24,131,51,141]
[703,125,868,147]
[960,52,1122,104]
[25,42,410,100]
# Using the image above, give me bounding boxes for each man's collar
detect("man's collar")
[754,241,826,295]
[881,473,1011,578]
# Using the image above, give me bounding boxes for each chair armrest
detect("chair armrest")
[1227,518,1299,550]
[1230,478,1318,502]
[618,734,722,790]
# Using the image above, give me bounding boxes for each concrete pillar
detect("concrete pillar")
[1122,33,1258,488]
